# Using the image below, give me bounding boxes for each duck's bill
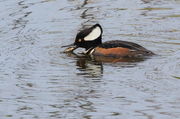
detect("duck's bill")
[61,43,75,48]
[62,44,78,53]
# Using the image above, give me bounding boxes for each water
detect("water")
[0,0,180,119]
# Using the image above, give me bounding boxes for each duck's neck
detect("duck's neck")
[85,37,102,50]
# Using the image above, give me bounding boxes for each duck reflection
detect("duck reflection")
[66,52,103,79]
[65,52,146,79]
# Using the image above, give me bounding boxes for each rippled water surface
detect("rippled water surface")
[0,0,180,119]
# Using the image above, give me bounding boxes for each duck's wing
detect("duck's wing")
[99,40,148,51]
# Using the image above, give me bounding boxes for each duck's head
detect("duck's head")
[63,24,103,52]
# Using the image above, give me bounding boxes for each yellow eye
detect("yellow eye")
[78,39,82,42]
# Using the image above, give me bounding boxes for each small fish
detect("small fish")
[62,44,77,53]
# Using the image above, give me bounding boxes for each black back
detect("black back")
[99,40,152,52]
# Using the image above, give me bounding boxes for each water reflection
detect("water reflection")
[10,1,32,31]
[65,53,103,79]
[65,52,147,79]
[80,0,89,8]
[77,0,98,28]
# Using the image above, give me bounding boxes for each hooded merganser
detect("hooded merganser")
[63,24,154,58]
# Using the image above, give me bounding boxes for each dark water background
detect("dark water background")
[0,0,180,119]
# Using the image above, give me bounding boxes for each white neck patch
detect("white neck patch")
[84,26,101,41]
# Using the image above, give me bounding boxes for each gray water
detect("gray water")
[0,0,180,119]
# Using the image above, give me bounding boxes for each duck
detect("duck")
[62,24,154,58]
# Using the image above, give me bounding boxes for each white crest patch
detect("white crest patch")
[84,26,101,41]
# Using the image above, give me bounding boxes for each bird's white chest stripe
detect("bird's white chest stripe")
[89,48,95,54]
[84,48,95,55]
